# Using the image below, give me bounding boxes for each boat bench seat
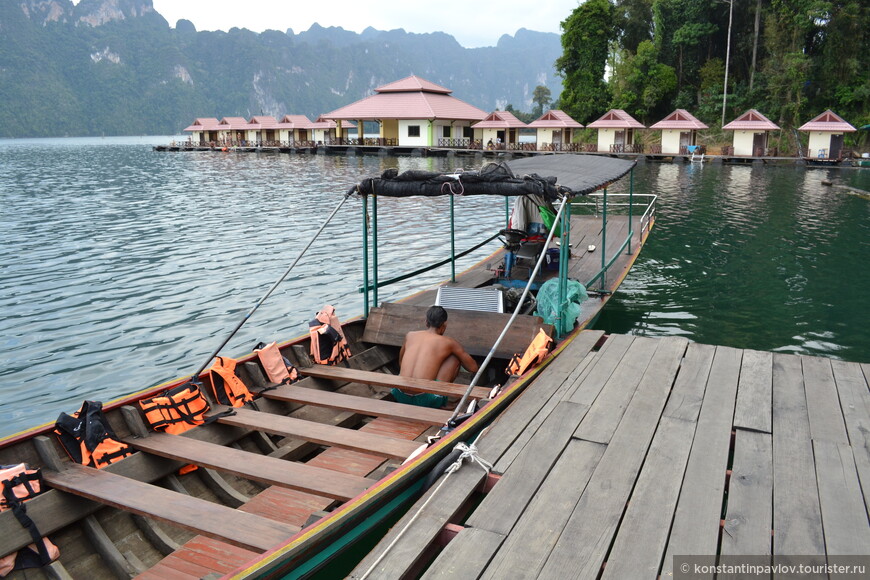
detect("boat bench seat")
[262,384,452,426]
[41,463,298,553]
[362,302,553,359]
[299,365,492,400]
[122,431,374,500]
[213,406,421,460]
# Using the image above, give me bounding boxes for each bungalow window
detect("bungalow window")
[408,125,421,137]
[443,126,451,138]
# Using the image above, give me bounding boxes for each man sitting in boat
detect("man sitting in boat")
[395,306,479,407]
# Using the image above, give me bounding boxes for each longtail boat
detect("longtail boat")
[0,155,655,579]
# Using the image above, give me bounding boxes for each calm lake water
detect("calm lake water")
[1,137,868,438]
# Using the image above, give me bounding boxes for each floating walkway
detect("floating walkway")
[350,332,870,579]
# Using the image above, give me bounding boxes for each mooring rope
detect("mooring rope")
[357,442,493,580]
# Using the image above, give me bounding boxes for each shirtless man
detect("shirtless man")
[399,306,479,382]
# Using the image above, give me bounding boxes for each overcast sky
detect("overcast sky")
[149,0,581,48]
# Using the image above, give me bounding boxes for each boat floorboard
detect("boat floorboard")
[349,333,870,579]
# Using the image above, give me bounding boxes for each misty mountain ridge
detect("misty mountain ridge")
[0,0,563,137]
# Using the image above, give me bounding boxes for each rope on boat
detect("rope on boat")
[446,193,569,424]
[187,191,354,380]
[357,442,493,580]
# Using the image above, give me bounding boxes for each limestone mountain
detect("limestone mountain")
[0,0,562,137]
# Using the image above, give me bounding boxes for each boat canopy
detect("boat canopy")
[349,155,637,201]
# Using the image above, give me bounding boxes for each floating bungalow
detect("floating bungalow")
[247,116,280,145]
[308,115,343,145]
[321,75,488,148]
[277,115,313,144]
[527,110,584,152]
[587,109,646,153]
[649,109,708,155]
[472,110,528,150]
[182,118,220,144]
[722,109,780,156]
[216,117,250,145]
[798,110,856,160]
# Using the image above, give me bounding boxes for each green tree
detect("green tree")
[531,85,552,117]
[555,0,616,123]
[610,40,677,122]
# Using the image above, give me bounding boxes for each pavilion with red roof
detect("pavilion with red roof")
[587,110,646,153]
[798,110,855,160]
[472,110,528,149]
[183,118,220,144]
[527,110,584,151]
[649,109,708,155]
[722,109,780,156]
[321,75,488,147]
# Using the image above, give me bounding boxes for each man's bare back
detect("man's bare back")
[399,306,478,382]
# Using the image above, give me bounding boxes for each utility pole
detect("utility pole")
[722,0,734,126]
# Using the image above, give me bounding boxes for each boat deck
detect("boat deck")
[350,332,870,579]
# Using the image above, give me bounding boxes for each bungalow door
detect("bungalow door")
[830,134,844,158]
[552,130,562,144]
[679,132,692,148]
[752,132,767,156]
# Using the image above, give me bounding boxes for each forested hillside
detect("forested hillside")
[0,0,562,138]
[557,0,869,138]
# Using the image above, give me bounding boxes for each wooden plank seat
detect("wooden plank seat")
[122,432,373,501]
[263,384,453,426]
[362,302,553,359]
[41,464,298,553]
[299,365,492,400]
[213,406,422,460]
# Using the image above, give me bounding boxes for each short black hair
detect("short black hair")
[426,305,448,329]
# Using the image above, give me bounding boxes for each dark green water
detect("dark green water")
[594,161,870,363]
[1,138,868,438]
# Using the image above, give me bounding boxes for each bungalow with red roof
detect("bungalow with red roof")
[798,110,855,160]
[527,110,584,151]
[321,75,488,147]
[649,109,708,155]
[722,110,780,156]
[183,118,220,144]
[217,117,250,145]
[472,110,528,150]
[247,116,280,145]
[277,115,314,144]
[587,110,646,153]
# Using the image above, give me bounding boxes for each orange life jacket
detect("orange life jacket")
[54,401,133,469]
[209,356,255,407]
[139,382,212,435]
[507,328,553,376]
[0,463,59,576]
[308,305,351,365]
[254,341,299,384]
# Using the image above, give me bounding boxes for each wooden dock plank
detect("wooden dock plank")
[812,440,870,555]
[733,349,773,433]
[419,527,505,580]
[299,365,492,400]
[465,401,590,535]
[573,335,659,444]
[536,336,689,580]
[721,430,773,556]
[479,439,606,580]
[599,341,711,578]
[263,384,453,426]
[830,359,870,517]
[661,346,743,578]
[600,416,698,579]
[123,432,373,501]
[42,464,297,553]
[215,406,421,460]
[770,353,825,557]
[801,355,849,444]
[566,333,636,406]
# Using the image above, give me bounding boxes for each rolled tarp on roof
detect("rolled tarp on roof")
[349,155,636,201]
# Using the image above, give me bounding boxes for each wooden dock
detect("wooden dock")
[350,332,870,579]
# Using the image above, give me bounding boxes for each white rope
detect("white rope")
[356,442,493,580]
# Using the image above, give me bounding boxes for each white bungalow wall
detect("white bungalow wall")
[807,132,836,158]
[597,128,617,152]
[399,119,431,146]
[661,129,684,154]
[731,131,759,156]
